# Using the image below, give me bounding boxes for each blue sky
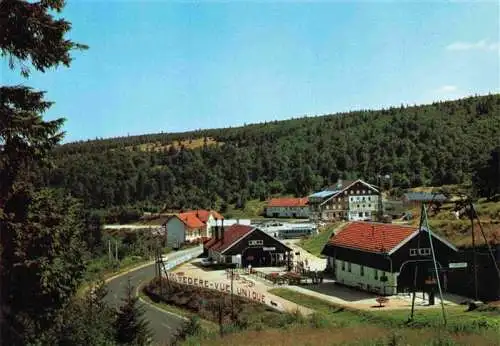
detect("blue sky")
[2,1,499,142]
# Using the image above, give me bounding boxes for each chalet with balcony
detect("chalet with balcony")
[309,179,380,221]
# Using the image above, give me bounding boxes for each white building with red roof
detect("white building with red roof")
[321,222,458,296]
[266,197,310,218]
[163,209,224,248]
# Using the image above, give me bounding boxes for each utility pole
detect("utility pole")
[115,240,118,262]
[410,203,425,322]
[424,205,447,326]
[230,268,234,320]
[108,239,112,262]
[470,204,479,301]
[218,299,224,337]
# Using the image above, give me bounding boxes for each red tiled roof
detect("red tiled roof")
[267,197,309,208]
[328,222,417,254]
[204,225,254,253]
[182,210,224,223]
[177,213,205,229]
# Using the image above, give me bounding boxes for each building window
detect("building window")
[368,197,371,201]
[374,269,378,279]
[362,197,365,201]
[357,205,360,208]
[409,249,417,256]
[348,262,351,272]
[350,191,353,194]
[356,190,360,194]
[419,248,431,256]
[362,190,366,194]
[358,212,363,217]
[360,265,364,276]
[341,261,345,271]
[368,204,371,208]
[363,204,366,208]
[380,271,386,281]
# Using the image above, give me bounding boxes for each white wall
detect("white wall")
[347,195,379,221]
[166,217,186,248]
[185,228,202,242]
[333,258,397,295]
[206,214,216,237]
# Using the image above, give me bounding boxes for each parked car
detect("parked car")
[201,258,216,267]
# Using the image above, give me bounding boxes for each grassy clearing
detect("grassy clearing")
[161,281,499,345]
[224,199,268,219]
[269,288,500,334]
[125,137,220,152]
[181,325,499,346]
[404,196,500,247]
[298,223,342,257]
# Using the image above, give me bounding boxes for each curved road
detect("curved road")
[105,246,203,345]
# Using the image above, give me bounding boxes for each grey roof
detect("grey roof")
[403,192,447,202]
[309,190,338,199]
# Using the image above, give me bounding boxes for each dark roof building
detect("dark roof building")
[403,192,447,205]
[321,222,458,295]
[204,224,293,268]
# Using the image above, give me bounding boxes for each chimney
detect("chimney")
[221,219,225,241]
[214,219,219,240]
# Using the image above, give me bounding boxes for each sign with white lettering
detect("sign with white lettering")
[263,247,276,251]
[249,240,264,246]
[165,272,268,305]
[449,262,468,269]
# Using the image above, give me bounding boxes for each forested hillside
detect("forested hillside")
[40,94,500,213]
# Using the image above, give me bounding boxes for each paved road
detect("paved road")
[104,224,159,230]
[105,246,203,345]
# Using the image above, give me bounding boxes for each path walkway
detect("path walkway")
[285,241,326,271]
[286,283,462,311]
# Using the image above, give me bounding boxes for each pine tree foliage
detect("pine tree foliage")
[43,94,500,213]
[473,146,500,200]
[0,0,87,343]
[51,280,117,346]
[113,278,152,345]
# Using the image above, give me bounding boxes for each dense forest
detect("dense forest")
[39,94,500,214]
